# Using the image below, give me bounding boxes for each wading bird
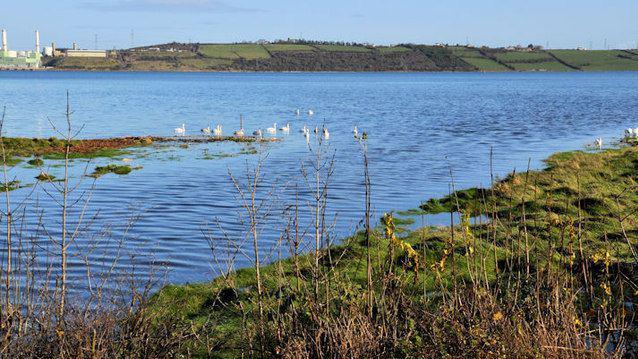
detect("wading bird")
[253,129,262,137]
[213,124,222,136]
[323,127,330,140]
[201,125,211,135]
[353,126,359,138]
[595,137,603,149]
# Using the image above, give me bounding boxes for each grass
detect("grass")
[48,57,121,70]
[463,57,511,71]
[509,61,574,71]
[493,51,552,63]
[551,50,638,71]
[450,47,511,71]
[198,44,271,60]
[145,144,638,357]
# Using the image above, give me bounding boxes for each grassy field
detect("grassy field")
[145,143,638,357]
[551,50,638,71]
[508,61,573,71]
[47,57,121,70]
[493,51,552,62]
[264,44,315,52]
[450,47,511,71]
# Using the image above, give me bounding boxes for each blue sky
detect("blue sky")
[2,0,637,50]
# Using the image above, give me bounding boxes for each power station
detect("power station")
[0,29,111,69]
[0,29,42,69]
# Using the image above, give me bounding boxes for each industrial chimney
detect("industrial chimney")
[35,30,40,53]
[1,29,7,51]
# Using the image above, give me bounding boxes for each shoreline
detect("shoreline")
[144,143,638,356]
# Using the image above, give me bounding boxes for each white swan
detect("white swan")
[322,127,330,140]
[308,109,314,116]
[213,124,222,136]
[279,123,290,133]
[266,123,277,134]
[174,123,186,136]
[201,125,211,135]
[253,129,262,137]
[234,128,245,137]
[300,124,308,133]
[353,126,358,138]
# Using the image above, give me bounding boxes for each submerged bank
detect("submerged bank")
[144,144,638,357]
[1,135,276,164]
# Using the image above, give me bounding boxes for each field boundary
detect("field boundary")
[477,49,515,71]
[546,51,581,70]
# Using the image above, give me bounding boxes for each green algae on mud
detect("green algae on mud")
[1,135,274,165]
[91,164,141,178]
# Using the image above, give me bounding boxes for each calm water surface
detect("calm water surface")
[0,71,637,290]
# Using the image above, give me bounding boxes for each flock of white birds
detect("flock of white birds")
[174,109,367,142]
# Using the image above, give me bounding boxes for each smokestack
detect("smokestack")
[72,42,77,50]
[2,29,7,51]
[35,30,40,53]
[51,42,56,57]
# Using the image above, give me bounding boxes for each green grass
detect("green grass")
[264,44,315,52]
[198,44,270,60]
[509,61,573,71]
[450,47,511,71]
[463,57,511,71]
[51,57,121,70]
[551,50,638,71]
[494,51,552,63]
[315,44,371,52]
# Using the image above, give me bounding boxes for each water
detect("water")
[0,71,637,290]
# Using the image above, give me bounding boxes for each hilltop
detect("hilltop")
[41,41,638,72]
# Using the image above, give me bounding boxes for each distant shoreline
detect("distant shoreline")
[21,43,637,73]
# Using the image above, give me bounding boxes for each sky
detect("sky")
[1,0,637,50]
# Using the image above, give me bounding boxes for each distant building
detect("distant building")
[0,29,41,69]
[66,49,108,58]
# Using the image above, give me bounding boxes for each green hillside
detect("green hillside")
[41,42,638,72]
[550,50,638,71]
